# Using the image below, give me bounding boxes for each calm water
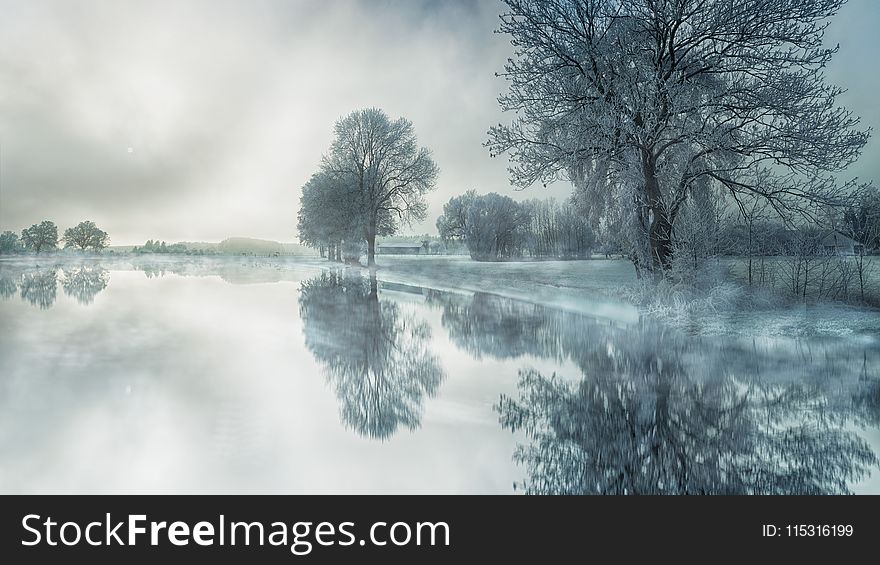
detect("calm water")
[1,258,879,494]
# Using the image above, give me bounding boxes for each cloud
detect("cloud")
[0,0,876,243]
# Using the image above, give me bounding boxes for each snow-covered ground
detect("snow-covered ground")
[369,255,880,339]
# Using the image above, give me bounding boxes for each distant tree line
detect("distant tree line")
[132,240,220,255]
[132,240,189,254]
[0,220,109,254]
[436,191,595,261]
[297,108,439,267]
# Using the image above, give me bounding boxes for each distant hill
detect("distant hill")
[217,237,280,254]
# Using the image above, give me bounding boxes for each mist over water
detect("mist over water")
[1,258,878,493]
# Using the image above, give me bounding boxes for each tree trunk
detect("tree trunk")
[747,222,753,286]
[859,256,865,302]
[642,153,673,276]
[368,270,378,298]
[336,244,342,262]
[366,228,377,268]
[648,209,673,275]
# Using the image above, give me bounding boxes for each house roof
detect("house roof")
[378,242,423,248]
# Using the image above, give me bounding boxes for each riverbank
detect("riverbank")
[367,255,880,339]
[3,253,879,339]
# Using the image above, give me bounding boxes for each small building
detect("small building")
[820,233,863,256]
[377,242,423,255]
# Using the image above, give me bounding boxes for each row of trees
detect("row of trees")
[297,108,439,267]
[436,191,595,261]
[486,0,870,278]
[0,220,109,254]
[132,240,189,254]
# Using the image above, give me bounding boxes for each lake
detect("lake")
[1,257,879,494]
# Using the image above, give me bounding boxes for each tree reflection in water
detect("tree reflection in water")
[429,289,880,494]
[0,266,108,308]
[62,266,108,305]
[299,270,445,439]
[0,271,17,299]
[19,269,58,310]
[1,260,876,492]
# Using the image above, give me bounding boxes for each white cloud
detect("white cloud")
[0,0,876,243]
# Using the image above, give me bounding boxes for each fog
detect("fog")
[0,0,877,244]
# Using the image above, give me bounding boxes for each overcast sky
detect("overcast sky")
[0,0,878,245]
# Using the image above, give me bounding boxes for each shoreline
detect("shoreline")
[3,253,879,339]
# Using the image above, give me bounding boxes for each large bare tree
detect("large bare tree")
[487,0,870,276]
[322,108,439,267]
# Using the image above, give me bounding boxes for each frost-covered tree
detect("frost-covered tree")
[436,190,478,243]
[465,193,530,260]
[670,183,733,275]
[488,0,869,277]
[321,108,439,267]
[831,190,880,301]
[437,192,530,260]
[0,231,21,254]
[843,187,880,251]
[438,192,592,260]
[522,197,595,259]
[62,220,109,251]
[20,221,58,253]
[297,171,365,262]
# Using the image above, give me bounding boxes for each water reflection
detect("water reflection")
[141,264,168,279]
[62,266,108,305]
[19,269,58,309]
[0,265,110,308]
[1,259,878,493]
[427,289,615,362]
[133,261,291,285]
[299,270,445,439]
[430,293,880,494]
[0,272,16,299]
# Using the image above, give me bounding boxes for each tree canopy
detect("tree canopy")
[437,192,594,260]
[298,108,439,266]
[0,231,21,254]
[20,221,58,253]
[62,220,109,251]
[488,0,869,276]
